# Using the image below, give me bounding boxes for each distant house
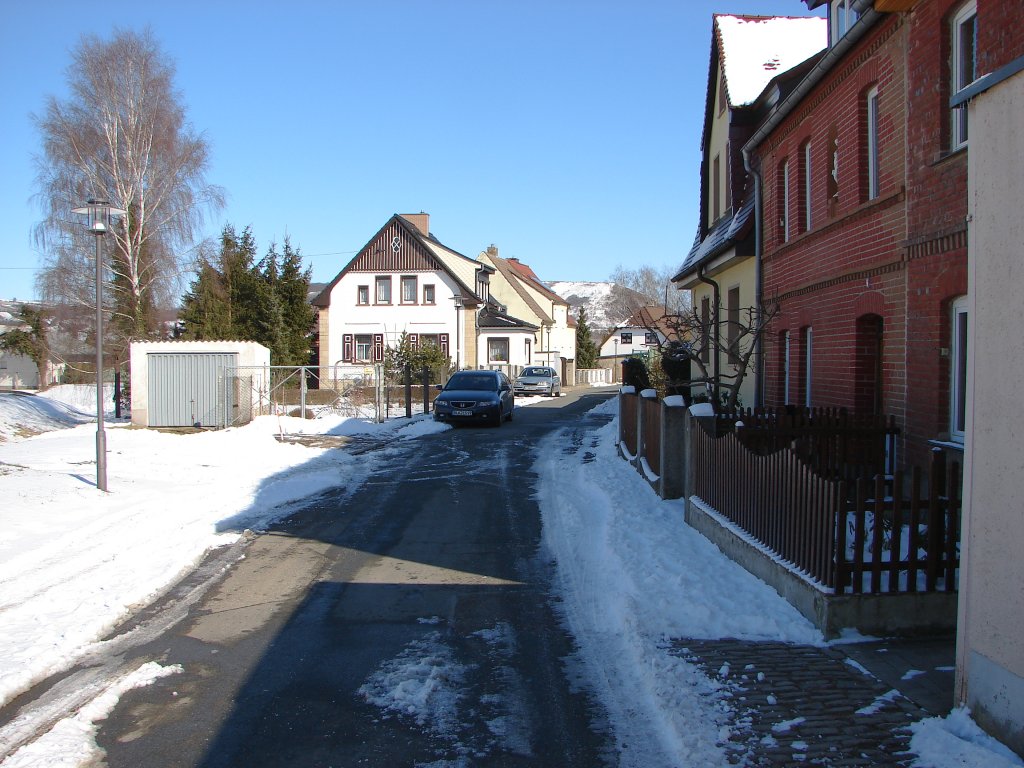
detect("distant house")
[0,300,60,390]
[672,13,826,408]
[598,306,672,383]
[312,214,543,375]
[477,246,577,380]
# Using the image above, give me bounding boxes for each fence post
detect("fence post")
[421,366,431,414]
[660,396,687,499]
[404,364,413,418]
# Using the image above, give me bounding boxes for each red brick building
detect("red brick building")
[750,0,997,468]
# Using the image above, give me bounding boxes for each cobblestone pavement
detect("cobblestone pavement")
[671,639,931,766]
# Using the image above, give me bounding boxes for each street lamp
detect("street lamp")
[451,294,464,370]
[73,198,126,492]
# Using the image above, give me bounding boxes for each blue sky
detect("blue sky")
[0,0,821,303]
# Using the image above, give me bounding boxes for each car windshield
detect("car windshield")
[522,368,553,377]
[445,374,498,392]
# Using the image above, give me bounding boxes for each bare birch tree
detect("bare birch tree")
[32,27,224,362]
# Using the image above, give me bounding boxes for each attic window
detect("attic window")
[718,69,727,114]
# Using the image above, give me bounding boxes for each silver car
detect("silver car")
[514,366,561,397]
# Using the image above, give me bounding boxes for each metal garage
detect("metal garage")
[129,341,270,428]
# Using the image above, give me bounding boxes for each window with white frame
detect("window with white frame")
[950,296,968,441]
[355,335,372,361]
[800,326,813,407]
[866,85,880,200]
[488,337,509,363]
[375,276,391,304]
[401,275,417,304]
[951,1,977,150]
[830,0,860,44]
[802,140,813,232]
[781,329,791,405]
[780,159,791,242]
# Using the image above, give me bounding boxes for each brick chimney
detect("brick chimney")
[401,212,430,235]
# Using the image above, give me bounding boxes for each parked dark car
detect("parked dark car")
[433,370,514,426]
[513,366,561,397]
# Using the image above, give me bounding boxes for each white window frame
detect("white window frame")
[487,337,509,363]
[803,141,813,232]
[782,330,791,406]
[951,1,977,150]
[400,275,417,304]
[803,326,813,408]
[375,276,391,304]
[830,0,860,44]
[781,159,791,242]
[950,296,968,442]
[355,334,372,362]
[866,86,880,200]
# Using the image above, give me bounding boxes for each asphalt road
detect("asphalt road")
[94,388,617,767]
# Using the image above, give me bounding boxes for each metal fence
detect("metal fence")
[220,363,454,428]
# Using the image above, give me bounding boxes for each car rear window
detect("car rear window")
[447,374,497,391]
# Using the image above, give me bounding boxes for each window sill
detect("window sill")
[928,438,964,452]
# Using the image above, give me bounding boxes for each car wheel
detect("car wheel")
[506,405,514,421]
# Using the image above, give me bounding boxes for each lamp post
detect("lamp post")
[614,338,619,383]
[73,199,126,492]
[452,294,464,370]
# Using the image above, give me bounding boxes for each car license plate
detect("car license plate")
[452,409,473,416]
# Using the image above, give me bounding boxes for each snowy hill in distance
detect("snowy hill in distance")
[547,281,651,332]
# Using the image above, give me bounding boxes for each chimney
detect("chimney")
[487,244,499,258]
[401,212,430,235]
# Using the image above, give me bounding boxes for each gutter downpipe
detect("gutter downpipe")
[739,0,880,407]
[696,262,721,406]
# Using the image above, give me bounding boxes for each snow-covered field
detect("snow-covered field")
[0,386,1017,767]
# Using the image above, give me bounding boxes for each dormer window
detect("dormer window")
[829,0,860,45]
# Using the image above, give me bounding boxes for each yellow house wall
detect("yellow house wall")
[957,70,1024,755]
[686,253,757,407]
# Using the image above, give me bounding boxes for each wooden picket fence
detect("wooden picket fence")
[692,421,960,595]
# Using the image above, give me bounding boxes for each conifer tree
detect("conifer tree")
[575,307,599,369]
[277,237,315,366]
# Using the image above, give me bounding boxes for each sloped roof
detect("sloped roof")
[312,214,484,308]
[674,193,756,282]
[715,14,827,108]
[478,301,540,331]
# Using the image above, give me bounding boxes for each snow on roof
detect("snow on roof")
[716,15,827,107]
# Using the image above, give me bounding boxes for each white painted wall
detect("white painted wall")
[129,340,270,427]
[957,68,1024,755]
[323,270,463,366]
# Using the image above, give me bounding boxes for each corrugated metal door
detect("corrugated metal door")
[148,353,238,427]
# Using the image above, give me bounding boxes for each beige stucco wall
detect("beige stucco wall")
[957,69,1024,755]
[686,253,757,407]
[707,58,731,228]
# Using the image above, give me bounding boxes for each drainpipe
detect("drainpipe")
[697,262,721,406]
[745,149,765,408]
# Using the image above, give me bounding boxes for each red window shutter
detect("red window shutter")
[440,333,449,357]
[342,334,354,362]
[373,334,384,361]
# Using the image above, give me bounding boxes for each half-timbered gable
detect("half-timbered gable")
[314,213,487,369]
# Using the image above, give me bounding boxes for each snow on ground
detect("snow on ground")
[0,387,1017,767]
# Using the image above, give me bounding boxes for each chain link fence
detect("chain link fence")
[221,363,452,428]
